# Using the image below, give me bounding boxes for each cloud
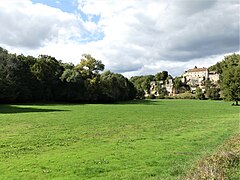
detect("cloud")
[0,0,81,49]
[75,0,239,75]
[0,0,238,77]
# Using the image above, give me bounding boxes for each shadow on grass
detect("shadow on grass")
[0,105,68,114]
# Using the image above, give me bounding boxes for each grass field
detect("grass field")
[0,100,239,179]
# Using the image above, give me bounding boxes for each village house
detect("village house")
[146,66,220,97]
[182,66,219,92]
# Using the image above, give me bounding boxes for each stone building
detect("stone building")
[208,71,220,83]
[182,66,219,92]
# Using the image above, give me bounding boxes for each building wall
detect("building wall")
[182,67,219,92]
[209,73,219,83]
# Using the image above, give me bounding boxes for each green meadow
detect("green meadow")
[0,100,239,179]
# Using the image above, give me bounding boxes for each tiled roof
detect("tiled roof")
[187,67,207,72]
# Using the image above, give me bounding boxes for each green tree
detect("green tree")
[30,55,64,101]
[75,54,104,79]
[0,46,136,103]
[100,71,136,102]
[209,53,240,104]
[155,71,168,81]
[130,75,154,97]
[60,63,85,102]
[196,87,205,100]
[157,86,167,98]
[0,50,36,102]
[221,57,240,105]
[205,79,220,100]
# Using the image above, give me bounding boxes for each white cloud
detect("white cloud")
[0,0,239,77]
[75,0,239,75]
[0,0,82,49]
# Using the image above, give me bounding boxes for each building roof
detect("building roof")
[187,67,207,73]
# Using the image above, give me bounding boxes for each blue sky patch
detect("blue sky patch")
[32,0,104,43]
[32,0,78,14]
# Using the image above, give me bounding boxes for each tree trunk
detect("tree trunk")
[236,100,238,106]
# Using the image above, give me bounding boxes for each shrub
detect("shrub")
[148,94,156,99]
[172,92,196,99]
[196,87,205,100]
[157,94,165,99]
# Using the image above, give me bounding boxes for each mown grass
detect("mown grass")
[0,100,239,179]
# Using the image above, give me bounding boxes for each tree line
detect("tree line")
[0,47,136,103]
[0,47,239,104]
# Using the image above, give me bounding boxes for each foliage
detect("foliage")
[196,87,205,100]
[148,94,156,99]
[220,54,240,105]
[172,92,196,99]
[0,47,135,103]
[130,75,154,97]
[208,54,240,104]
[75,54,104,79]
[209,53,240,74]
[205,79,220,100]
[173,77,190,94]
[99,71,136,102]
[155,71,168,81]
[157,86,168,97]
[0,100,239,179]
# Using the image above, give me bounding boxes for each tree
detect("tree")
[31,55,64,101]
[221,56,240,105]
[173,77,182,93]
[100,71,136,102]
[0,50,36,102]
[155,71,168,81]
[0,46,136,103]
[196,87,205,100]
[157,86,167,98]
[60,64,85,102]
[205,79,220,100]
[75,54,104,79]
[209,53,240,104]
[130,75,154,97]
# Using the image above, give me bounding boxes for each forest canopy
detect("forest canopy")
[0,47,136,103]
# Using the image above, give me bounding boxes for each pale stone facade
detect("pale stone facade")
[182,66,219,92]
[208,71,220,83]
[147,79,174,97]
[165,79,174,95]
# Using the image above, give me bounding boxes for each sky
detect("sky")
[0,0,239,77]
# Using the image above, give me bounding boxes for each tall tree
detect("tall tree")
[30,55,64,101]
[221,55,240,105]
[75,54,104,79]
[155,71,168,81]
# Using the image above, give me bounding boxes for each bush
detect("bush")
[206,88,221,100]
[164,96,174,99]
[148,94,156,99]
[196,87,205,100]
[172,92,196,99]
[157,94,165,99]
